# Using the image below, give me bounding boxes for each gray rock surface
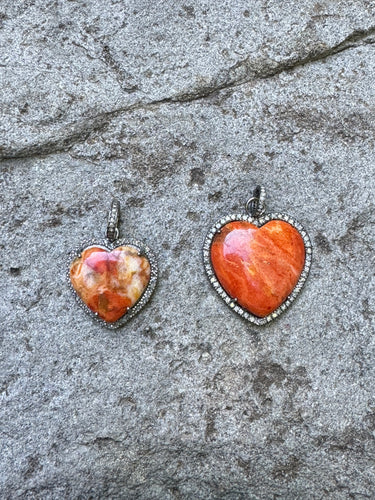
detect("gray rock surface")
[1,1,375,498]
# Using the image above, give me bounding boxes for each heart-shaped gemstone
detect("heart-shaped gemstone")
[210,220,306,318]
[70,245,151,323]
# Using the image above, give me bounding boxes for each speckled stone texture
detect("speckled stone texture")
[1,1,375,498]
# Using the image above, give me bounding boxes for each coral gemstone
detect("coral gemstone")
[210,220,306,318]
[70,246,151,323]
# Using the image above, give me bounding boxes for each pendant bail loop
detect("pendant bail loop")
[245,185,266,217]
[107,199,120,241]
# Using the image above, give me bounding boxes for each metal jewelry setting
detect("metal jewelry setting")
[67,199,158,329]
[203,186,312,325]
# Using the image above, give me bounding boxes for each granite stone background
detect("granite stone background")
[1,1,375,498]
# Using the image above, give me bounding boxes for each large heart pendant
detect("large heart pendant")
[203,186,312,325]
[67,200,157,329]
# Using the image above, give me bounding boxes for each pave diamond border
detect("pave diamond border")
[67,237,158,329]
[203,212,312,325]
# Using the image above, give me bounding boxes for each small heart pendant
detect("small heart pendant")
[67,200,157,329]
[203,186,312,325]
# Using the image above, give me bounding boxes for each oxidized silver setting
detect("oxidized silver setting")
[67,200,158,329]
[203,186,312,325]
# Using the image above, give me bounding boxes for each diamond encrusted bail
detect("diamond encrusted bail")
[245,185,266,217]
[106,199,120,241]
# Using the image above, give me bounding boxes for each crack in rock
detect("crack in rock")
[1,27,374,161]
[177,26,375,102]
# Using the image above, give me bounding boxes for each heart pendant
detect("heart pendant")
[203,186,312,325]
[67,200,157,329]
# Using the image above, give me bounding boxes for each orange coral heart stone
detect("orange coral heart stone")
[210,220,306,318]
[70,246,151,323]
